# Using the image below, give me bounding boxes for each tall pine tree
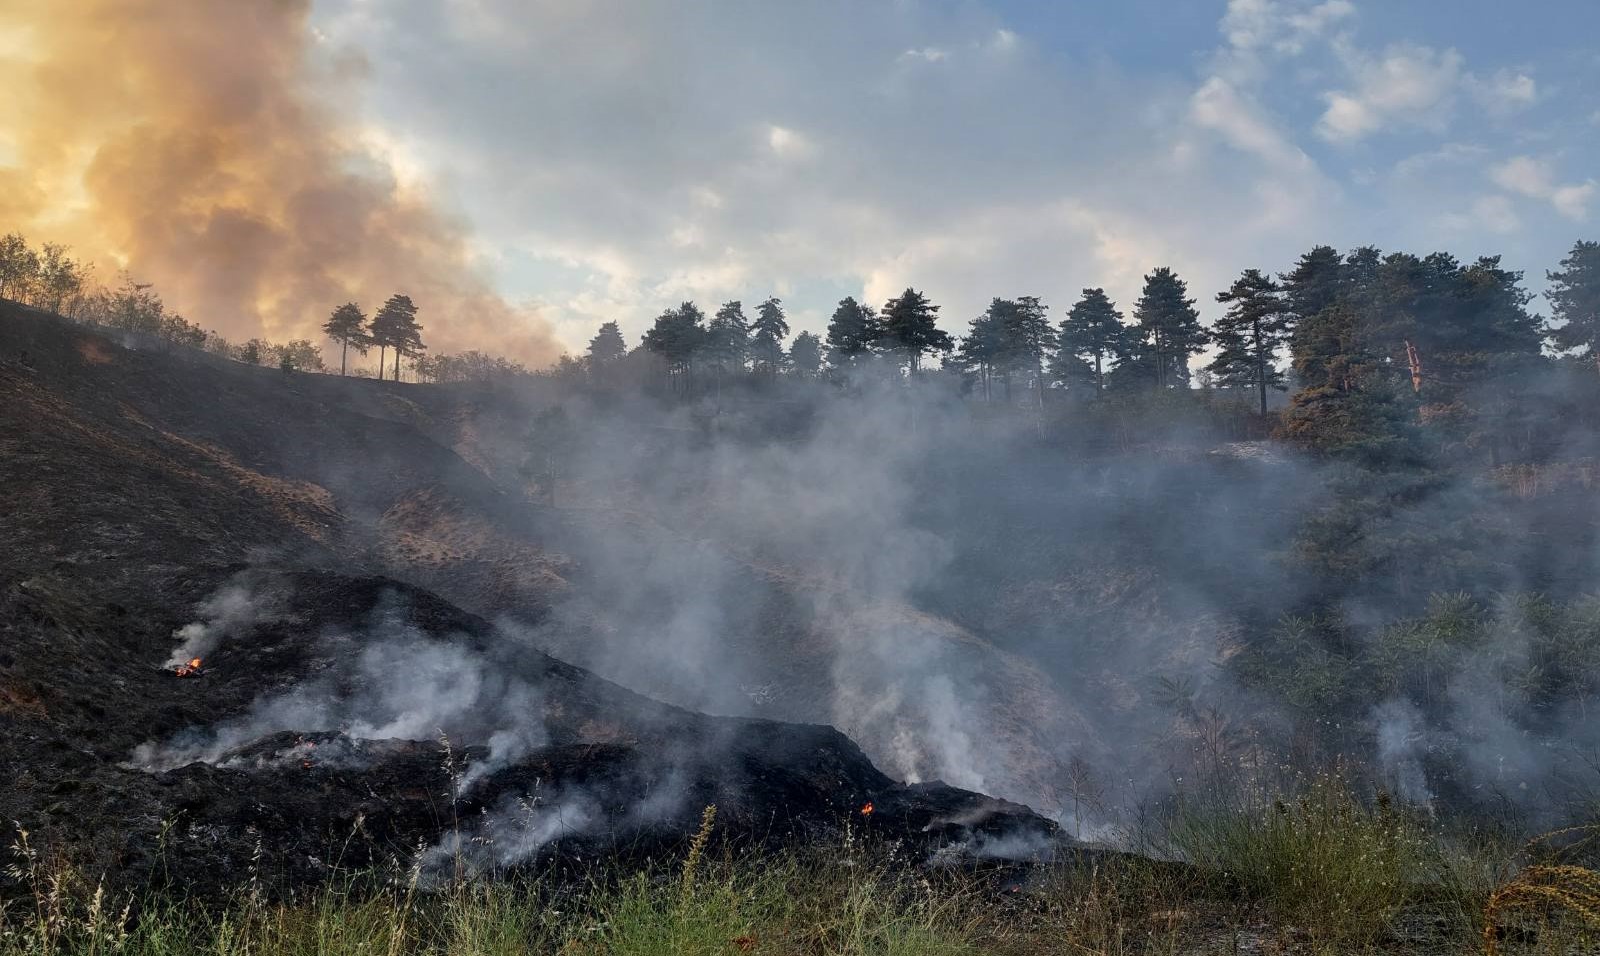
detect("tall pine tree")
[881,287,952,373]
[706,301,751,379]
[789,331,823,378]
[1055,288,1128,395]
[641,301,707,393]
[371,294,423,381]
[1132,267,1206,389]
[1547,240,1600,374]
[1008,295,1053,403]
[825,296,880,368]
[956,300,1012,401]
[1208,269,1288,415]
[321,302,370,376]
[750,297,790,376]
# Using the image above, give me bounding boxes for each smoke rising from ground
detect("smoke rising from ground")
[0,0,558,364]
[136,588,546,783]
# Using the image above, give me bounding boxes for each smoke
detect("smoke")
[0,0,558,363]
[135,589,546,780]
[164,577,285,669]
[421,786,601,879]
[1373,699,1433,806]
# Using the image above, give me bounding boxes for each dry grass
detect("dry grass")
[1482,827,1600,956]
[5,804,1600,955]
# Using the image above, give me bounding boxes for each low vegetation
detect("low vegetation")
[5,786,1599,956]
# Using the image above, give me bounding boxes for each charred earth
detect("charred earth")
[0,304,1058,898]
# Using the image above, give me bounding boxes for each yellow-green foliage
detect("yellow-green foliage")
[1163,776,1438,942]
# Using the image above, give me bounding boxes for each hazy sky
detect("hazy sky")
[302,1,1596,350]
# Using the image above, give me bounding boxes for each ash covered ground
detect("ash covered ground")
[0,305,1057,898]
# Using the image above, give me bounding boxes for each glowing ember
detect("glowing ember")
[174,657,203,677]
[860,801,874,817]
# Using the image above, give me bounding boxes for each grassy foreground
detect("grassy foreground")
[4,802,1599,955]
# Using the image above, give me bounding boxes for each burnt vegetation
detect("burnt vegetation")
[4,236,1600,951]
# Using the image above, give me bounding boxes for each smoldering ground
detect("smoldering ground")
[434,372,1600,833]
[126,367,1600,848]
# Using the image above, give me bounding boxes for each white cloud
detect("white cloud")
[1440,195,1521,235]
[765,124,815,161]
[989,28,1018,54]
[308,0,1581,354]
[898,46,947,64]
[1221,0,1353,57]
[1491,155,1596,220]
[1317,42,1464,142]
[1190,76,1312,172]
[1467,68,1538,115]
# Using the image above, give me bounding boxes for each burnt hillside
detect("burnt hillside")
[0,304,1058,896]
[0,302,1084,815]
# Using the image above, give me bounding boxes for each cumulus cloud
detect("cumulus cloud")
[1467,69,1539,115]
[270,0,1593,355]
[1220,0,1355,60]
[1317,42,1465,142]
[1491,156,1596,221]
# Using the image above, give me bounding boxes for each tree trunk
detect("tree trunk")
[393,348,401,382]
[377,345,387,381]
[340,339,348,376]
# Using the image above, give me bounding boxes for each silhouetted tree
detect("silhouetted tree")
[1281,245,1347,330]
[372,294,424,381]
[825,296,880,369]
[750,297,789,376]
[1132,267,1207,389]
[881,287,952,373]
[1054,288,1128,396]
[586,320,627,385]
[0,233,35,301]
[705,301,751,380]
[322,302,370,376]
[957,299,1014,401]
[1009,295,1053,404]
[789,331,823,378]
[1547,240,1600,374]
[1209,269,1288,415]
[642,301,706,393]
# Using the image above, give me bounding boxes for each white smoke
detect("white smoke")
[135,590,547,783]
[163,577,285,668]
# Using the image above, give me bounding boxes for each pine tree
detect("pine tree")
[706,301,751,377]
[1547,240,1600,374]
[641,301,706,393]
[824,296,880,367]
[1208,269,1288,415]
[750,297,789,376]
[1008,295,1053,403]
[1281,245,1347,329]
[372,294,424,382]
[956,302,1011,401]
[789,331,823,378]
[1132,268,1207,389]
[1054,288,1127,396]
[321,302,370,376]
[880,287,952,373]
[586,321,627,385]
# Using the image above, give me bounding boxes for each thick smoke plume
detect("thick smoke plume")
[0,0,558,363]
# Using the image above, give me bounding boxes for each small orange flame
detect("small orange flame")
[174,657,203,677]
[860,801,874,817]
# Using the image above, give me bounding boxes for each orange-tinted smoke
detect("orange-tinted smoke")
[0,0,558,365]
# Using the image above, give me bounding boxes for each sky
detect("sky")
[7,0,1597,358]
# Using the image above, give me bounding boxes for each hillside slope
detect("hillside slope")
[0,303,1084,813]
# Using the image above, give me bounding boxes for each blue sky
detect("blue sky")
[310,0,1599,353]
